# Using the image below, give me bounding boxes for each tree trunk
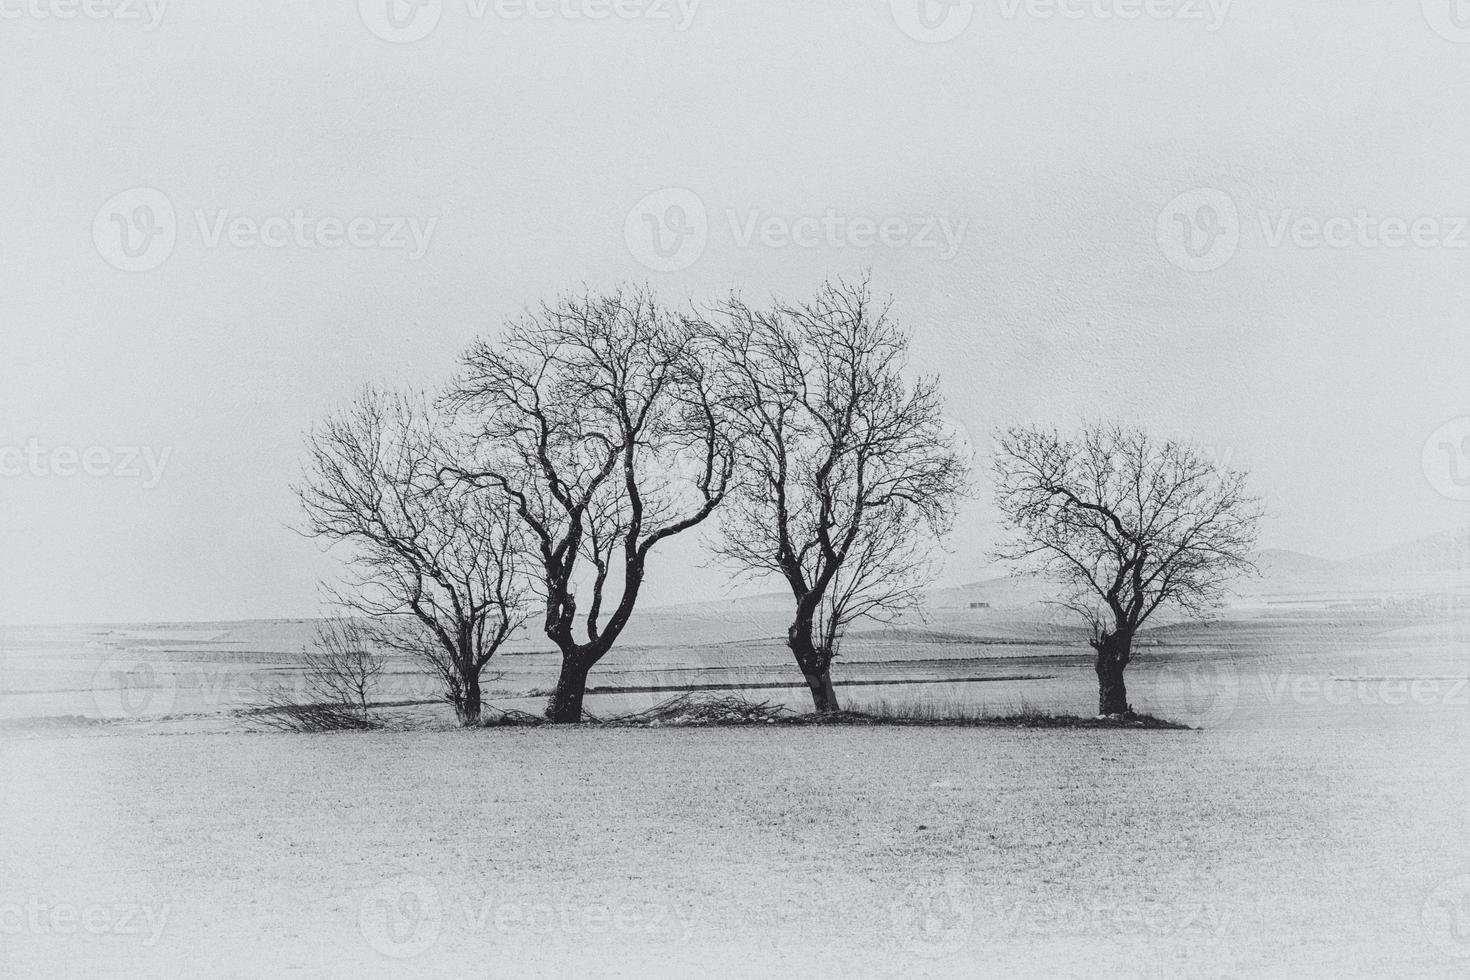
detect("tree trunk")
[1093,630,1133,716]
[803,669,840,713]
[455,669,483,726]
[787,614,840,714]
[546,658,591,724]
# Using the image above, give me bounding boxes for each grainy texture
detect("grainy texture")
[4,722,1466,978]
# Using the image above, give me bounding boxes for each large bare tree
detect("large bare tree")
[297,387,527,725]
[992,425,1261,717]
[446,287,734,723]
[707,279,966,712]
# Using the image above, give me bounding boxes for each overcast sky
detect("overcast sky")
[3,0,1469,623]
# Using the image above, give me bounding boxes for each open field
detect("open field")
[4,538,1470,733]
[3,541,1469,976]
[4,723,1470,978]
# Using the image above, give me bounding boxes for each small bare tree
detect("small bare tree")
[302,617,385,723]
[707,279,966,712]
[297,387,528,726]
[446,286,734,723]
[992,424,1261,717]
[255,617,387,732]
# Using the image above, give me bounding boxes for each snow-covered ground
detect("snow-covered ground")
[3,720,1468,978]
[3,545,1469,977]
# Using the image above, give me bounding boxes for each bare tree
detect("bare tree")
[992,424,1261,717]
[254,617,387,732]
[301,617,386,723]
[707,279,966,712]
[296,387,528,726]
[446,286,734,723]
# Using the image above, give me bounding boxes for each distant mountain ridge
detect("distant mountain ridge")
[645,527,1470,619]
[17,530,1464,637]
[913,527,1470,617]
[1337,527,1470,578]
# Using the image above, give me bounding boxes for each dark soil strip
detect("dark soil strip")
[585,674,1056,695]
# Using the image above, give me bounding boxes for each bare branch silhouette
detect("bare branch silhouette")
[445,285,735,722]
[296,387,528,725]
[992,424,1261,716]
[706,277,967,712]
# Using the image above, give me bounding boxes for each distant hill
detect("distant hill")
[1251,548,1342,582]
[1339,527,1470,578]
[30,530,1464,650]
[925,573,1057,611]
[919,528,1470,616]
[1240,528,1470,608]
[638,528,1470,630]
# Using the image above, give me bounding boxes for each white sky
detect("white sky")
[3,0,1470,623]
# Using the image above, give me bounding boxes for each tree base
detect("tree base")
[1093,631,1133,718]
[545,660,591,724]
[453,675,483,727]
[803,670,840,713]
